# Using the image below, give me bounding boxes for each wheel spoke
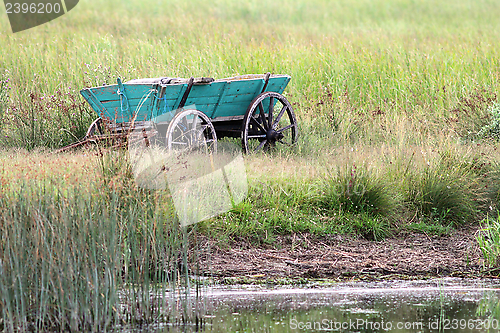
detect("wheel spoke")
[258,103,268,130]
[176,129,197,142]
[173,131,189,142]
[191,116,198,132]
[268,96,274,129]
[175,125,210,147]
[180,115,189,131]
[255,140,267,151]
[277,123,295,133]
[248,134,267,139]
[250,116,266,133]
[198,130,209,141]
[272,105,288,129]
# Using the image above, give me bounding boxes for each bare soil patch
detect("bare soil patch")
[198,226,490,281]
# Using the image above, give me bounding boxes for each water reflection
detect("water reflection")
[135,278,500,332]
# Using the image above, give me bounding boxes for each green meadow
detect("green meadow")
[1,0,500,330]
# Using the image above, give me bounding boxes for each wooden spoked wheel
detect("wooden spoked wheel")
[241,92,297,154]
[166,109,217,154]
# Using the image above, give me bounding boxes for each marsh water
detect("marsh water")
[128,278,500,332]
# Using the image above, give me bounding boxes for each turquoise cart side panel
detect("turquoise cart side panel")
[80,75,291,123]
[81,83,187,123]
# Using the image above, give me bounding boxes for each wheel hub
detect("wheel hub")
[266,128,283,142]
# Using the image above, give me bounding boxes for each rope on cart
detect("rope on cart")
[154,93,174,118]
[117,88,130,113]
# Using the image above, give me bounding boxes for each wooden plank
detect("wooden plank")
[279,76,291,94]
[90,86,141,103]
[253,78,266,97]
[223,79,262,95]
[100,103,177,122]
[211,115,245,122]
[270,78,290,94]
[263,77,290,94]
[188,81,225,98]
[209,80,262,118]
[172,84,188,110]
[80,89,107,117]
[210,102,253,118]
[182,95,221,106]
[209,81,229,118]
[99,96,179,110]
[217,93,259,105]
[102,97,154,121]
[90,84,184,103]
[92,87,184,103]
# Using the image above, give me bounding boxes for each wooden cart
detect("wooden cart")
[75,73,297,153]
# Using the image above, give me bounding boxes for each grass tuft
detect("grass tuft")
[319,164,395,216]
[350,213,391,241]
[405,153,486,224]
[477,215,500,268]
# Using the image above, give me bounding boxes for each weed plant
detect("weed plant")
[476,292,500,321]
[0,71,9,134]
[477,215,500,268]
[2,84,93,149]
[477,102,500,141]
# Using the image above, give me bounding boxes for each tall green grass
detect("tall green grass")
[201,138,499,244]
[477,215,500,269]
[0,150,202,331]
[1,0,499,149]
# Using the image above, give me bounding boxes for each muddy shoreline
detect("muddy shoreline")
[198,226,498,283]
